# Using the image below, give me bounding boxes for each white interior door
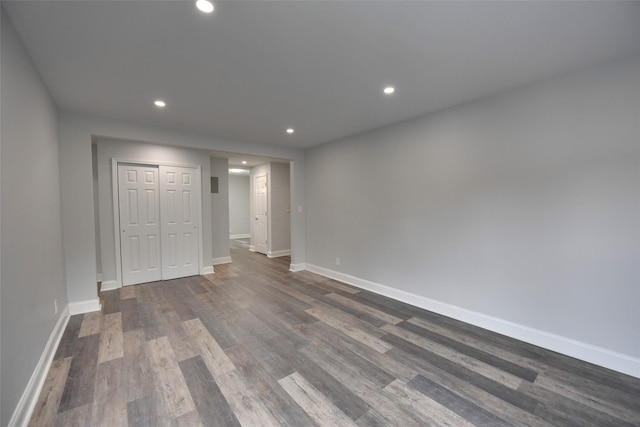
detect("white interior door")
[118,164,162,286]
[160,165,199,280]
[254,173,268,255]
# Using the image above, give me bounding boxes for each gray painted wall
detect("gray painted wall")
[95,138,213,284]
[59,120,97,306]
[92,144,102,276]
[305,56,640,359]
[211,157,230,262]
[1,11,68,425]
[229,174,250,237]
[271,163,291,254]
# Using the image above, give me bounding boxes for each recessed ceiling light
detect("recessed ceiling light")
[241,161,247,165]
[154,100,166,108]
[286,128,295,134]
[196,0,214,14]
[383,86,395,95]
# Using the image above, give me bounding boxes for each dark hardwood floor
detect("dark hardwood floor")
[29,243,640,426]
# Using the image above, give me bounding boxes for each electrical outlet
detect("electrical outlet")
[54,299,58,315]
[335,257,341,266]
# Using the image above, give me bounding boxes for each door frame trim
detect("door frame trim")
[111,158,204,288]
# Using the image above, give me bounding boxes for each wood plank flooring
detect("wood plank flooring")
[29,244,640,426]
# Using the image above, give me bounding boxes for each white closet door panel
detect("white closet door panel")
[118,164,162,286]
[160,165,199,280]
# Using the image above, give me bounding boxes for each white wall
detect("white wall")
[210,157,230,263]
[1,10,68,425]
[305,56,640,375]
[59,112,306,305]
[96,138,213,286]
[229,174,250,237]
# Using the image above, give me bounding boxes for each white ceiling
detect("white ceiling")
[4,1,640,148]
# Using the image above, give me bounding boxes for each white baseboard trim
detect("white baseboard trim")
[202,266,214,275]
[230,233,250,239]
[212,256,232,265]
[100,280,120,291]
[305,263,640,379]
[8,306,70,427]
[268,249,291,258]
[249,245,256,252]
[289,262,306,272]
[68,298,101,315]
[96,273,103,282]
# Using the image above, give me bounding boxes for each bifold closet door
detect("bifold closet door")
[118,164,162,286]
[159,165,199,280]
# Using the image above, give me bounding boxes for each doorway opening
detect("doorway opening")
[213,152,292,263]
